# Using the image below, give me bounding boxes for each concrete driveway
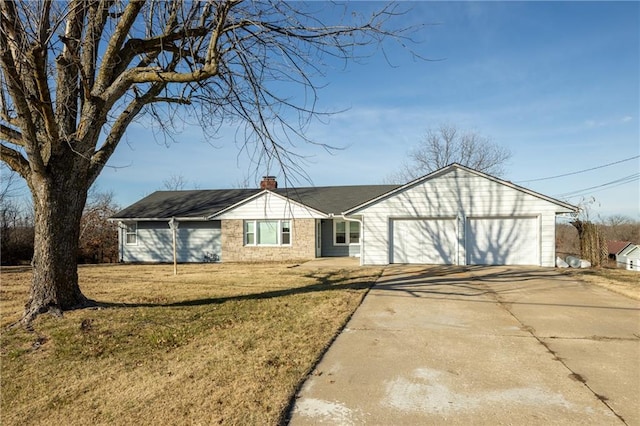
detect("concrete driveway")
[288,266,640,425]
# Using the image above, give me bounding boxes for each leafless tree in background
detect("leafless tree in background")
[1,163,33,264]
[162,173,188,191]
[0,0,418,323]
[78,187,119,264]
[389,123,512,182]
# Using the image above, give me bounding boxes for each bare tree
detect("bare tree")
[1,163,33,265]
[162,173,188,191]
[0,1,416,323]
[0,162,19,204]
[389,124,512,182]
[601,215,639,244]
[79,187,119,263]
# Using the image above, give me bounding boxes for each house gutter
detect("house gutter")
[108,217,209,222]
[340,214,364,266]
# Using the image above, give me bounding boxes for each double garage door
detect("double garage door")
[391,217,539,266]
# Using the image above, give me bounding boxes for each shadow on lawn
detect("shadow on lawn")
[90,266,563,310]
[94,270,381,310]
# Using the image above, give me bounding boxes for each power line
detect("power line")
[516,155,640,183]
[553,173,640,199]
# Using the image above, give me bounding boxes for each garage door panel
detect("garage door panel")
[467,217,538,265]
[392,219,457,264]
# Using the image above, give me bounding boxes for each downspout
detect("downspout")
[341,214,364,266]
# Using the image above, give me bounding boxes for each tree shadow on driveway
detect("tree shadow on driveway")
[372,265,640,312]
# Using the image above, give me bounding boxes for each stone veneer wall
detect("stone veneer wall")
[221,219,316,262]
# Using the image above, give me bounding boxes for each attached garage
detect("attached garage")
[346,164,577,267]
[466,217,539,266]
[390,218,458,264]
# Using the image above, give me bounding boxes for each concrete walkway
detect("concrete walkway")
[288,265,640,425]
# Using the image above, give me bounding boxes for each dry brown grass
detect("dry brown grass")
[567,266,640,300]
[0,263,383,425]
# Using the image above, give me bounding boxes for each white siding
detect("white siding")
[122,221,221,263]
[466,217,539,265]
[214,192,325,220]
[358,168,567,267]
[617,245,640,271]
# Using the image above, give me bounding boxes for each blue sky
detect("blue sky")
[96,1,639,219]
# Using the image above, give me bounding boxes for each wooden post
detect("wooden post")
[169,217,179,275]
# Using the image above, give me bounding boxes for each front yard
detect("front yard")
[0,263,383,425]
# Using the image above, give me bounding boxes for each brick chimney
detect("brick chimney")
[260,176,277,190]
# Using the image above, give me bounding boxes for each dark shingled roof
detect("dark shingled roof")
[274,185,399,215]
[111,189,260,219]
[111,185,400,219]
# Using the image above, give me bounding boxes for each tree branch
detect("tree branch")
[55,0,87,138]
[0,143,30,180]
[0,123,24,145]
[34,1,57,138]
[93,0,145,93]
[88,81,166,184]
[80,1,111,102]
[99,1,238,111]
[150,96,191,105]
[0,1,46,174]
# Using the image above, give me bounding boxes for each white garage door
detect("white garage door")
[391,219,458,264]
[466,217,539,266]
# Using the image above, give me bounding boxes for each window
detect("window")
[125,222,137,245]
[244,220,292,246]
[335,221,346,244]
[245,221,255,245]
[349,221,360,244]
[281,220,291,245]
[334,220,360,245]
[258,221,278,245]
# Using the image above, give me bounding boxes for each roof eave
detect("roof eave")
[108,216,210,222]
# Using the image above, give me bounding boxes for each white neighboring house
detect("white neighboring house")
[610,242,640,271]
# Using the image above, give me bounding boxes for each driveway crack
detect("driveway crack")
[546,335,639,342]
[473,275,628,425]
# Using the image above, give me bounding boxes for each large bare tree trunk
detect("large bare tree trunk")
[24,164,92,322]
[1,0,410,324]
